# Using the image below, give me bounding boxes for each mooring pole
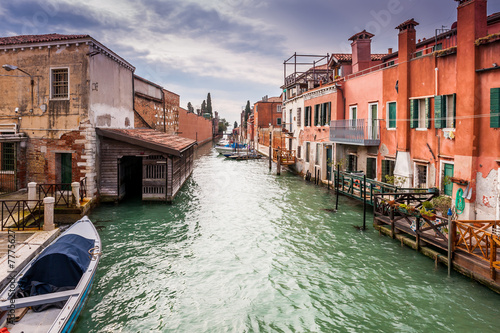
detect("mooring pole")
[277,146,281,175]
[269,133,272,170]
[447,208,453,277]
[363,175,367,230]
[335,164,340,211]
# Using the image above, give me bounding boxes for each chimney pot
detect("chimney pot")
[388,48,393,54]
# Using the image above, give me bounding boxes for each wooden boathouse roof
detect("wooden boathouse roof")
[96,128,196,157]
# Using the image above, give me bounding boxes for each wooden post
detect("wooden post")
[390,206,395,239]
[490,237,497,280]
[277,147,281,175]
[335,164,340,211]
[447,208,453,277]
[269,133,272,170]
[362,175,366,230]
[416,217,421,251]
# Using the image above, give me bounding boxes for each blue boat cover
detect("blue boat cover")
[18,234,94,292]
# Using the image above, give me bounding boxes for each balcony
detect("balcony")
[329,119,380,146]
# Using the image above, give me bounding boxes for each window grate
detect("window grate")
[1,142,15,171]
[52,68,69,99]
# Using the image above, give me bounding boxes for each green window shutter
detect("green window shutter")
[305,107,309,126]
[452,93,456,128]
[327,102,331,124]
[490,88,500,128]
[425,98,431,128]
[434,95,445,129]
[388,102,396,128]
[410,99,418,129]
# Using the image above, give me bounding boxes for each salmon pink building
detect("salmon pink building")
[279,0,500,220]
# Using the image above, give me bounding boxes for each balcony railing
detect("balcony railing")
[329,119,380,146]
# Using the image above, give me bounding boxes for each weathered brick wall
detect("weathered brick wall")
[26,131,87,184]
[164,89,179,135]
[177,108,212,144]
[134,94,163,130]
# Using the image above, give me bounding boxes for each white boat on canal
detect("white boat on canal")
[0,216,101,333]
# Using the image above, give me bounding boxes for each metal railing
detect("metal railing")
[79,177,87,199]
[336,171,398,205]
[330,119,380,146]
[1,200,43,231]
[38,183,72,207]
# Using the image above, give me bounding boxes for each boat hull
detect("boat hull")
[0,216,101,333]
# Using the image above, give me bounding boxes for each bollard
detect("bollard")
[43,197,55,231]
[28,182,37,208]
[72,182,81,208]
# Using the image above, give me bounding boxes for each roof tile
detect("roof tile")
[0,33,90,46]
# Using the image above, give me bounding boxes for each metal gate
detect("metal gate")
[0,142,17,194]
[142,155,167,201]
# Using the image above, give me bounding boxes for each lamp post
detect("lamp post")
[2,64,34,111]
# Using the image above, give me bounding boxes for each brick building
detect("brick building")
[0,33,196,202]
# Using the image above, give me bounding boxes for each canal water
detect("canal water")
[75,143,500,332]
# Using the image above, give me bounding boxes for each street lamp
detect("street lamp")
[2,64,34,111]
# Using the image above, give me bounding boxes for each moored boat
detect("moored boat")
[215,142,247,155]
[0,216,101,333]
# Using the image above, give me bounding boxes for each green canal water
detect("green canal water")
[74,144,500,332]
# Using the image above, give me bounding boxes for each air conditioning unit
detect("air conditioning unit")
[0,123,18,135]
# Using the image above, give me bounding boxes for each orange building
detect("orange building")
[281,0,500,220]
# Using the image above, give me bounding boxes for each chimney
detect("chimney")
[388,48,393,54]
[395,18,419,152]
[349,30,375,73]
[453,0,487,216]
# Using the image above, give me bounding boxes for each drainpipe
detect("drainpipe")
[435,67,438,96]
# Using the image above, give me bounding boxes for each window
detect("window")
[319,102,331,126]
[369,103,378,140]
[433,43,443,52]
[314,105,320,126]
[434,94,456,128]
[349,105,357,127]
[347,154,357,172]
[305,106,311,126]
[366,157,376,179]
[51,68,69,99]
[315,143,320,165]
[305,142,310,163]
[297,146,302,159]
[491,88,500,128]
[442,163,454,196]
[410,98,430,129]
[387,60,395,67]
[277,105,282,113]
[1,142,15,171]
[387,102,396,129]
[276,118,281,125]
[414,163,428,188]
[381,159,395,183]
[297,107,302,127]
[415,50,423,58]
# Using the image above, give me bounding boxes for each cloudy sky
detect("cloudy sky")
[1,0,499,124]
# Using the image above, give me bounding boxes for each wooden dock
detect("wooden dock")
[373,193,500,294]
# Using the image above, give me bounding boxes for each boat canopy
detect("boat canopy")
[19,234,94,292]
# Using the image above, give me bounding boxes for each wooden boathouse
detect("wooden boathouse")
[96,128,196,202]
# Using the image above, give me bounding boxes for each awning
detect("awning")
[96,128,197,157]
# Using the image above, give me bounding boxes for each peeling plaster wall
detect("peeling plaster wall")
[476,169,499,220]
[89,53,134,129]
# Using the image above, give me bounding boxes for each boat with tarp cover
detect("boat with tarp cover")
[0,216,101,333]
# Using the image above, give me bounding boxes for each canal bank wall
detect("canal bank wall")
[374,223,500,295]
